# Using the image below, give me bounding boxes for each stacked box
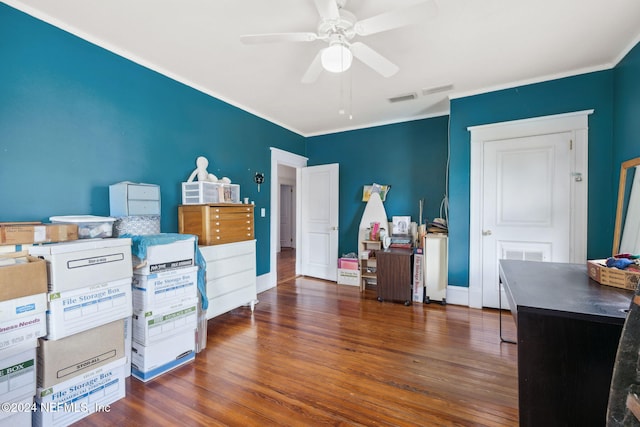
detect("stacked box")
[33,357,126,427]
[28,239,132,424]
[0,251,48,423]
[130,235,198,382]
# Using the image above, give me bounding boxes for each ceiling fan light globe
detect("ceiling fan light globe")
[321,44,352,73]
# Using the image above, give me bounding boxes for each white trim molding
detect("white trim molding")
[269,148,308,289]
[467,110,593,309]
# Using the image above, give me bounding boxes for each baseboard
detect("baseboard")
[257,272,274,294]
[444,285,469,306]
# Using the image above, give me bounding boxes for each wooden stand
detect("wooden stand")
[359,240,381,292]
[376,248,413,305]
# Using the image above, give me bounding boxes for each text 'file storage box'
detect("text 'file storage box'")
[34,357,126,427]
[46,279,132,340]
[37,319,125,389]
[131,329,195,382]
[132,297,198,346]
[0,347,36,412]
[28,238,133,292]
[132,266,198,310]
[131,235,195,275]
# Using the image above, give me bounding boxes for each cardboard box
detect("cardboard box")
[123,316,131,378]
[337,269,360,286]
[132,297,198,346]
[587,259,640,291]
[0,311,46,356]
[0,252,47,302]
[132,266,198,310]
[413,249,425,303]
[28,238,132,292]
[34,357,126,427]
[0,393,34,422]
[0,292,46,324]
[338,258,359,270]
[46,278,132,340]
[132,236,195,275]
[0,222,78,245]
[37,319,125,389]
[131,330,195,382]
[0,347,36,409]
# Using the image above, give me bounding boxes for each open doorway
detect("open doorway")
[269,148,308,289]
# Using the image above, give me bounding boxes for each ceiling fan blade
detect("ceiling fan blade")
[314,0,340,21]
[240,32,318,44]
[301,50,324,84]
[350,42,399,78]
[354,1,438,36]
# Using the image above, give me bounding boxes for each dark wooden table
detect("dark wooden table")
[499,260,633,427]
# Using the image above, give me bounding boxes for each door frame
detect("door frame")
[468,110,592,308]
[270,147,308,289]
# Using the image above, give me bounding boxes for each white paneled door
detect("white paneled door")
[300,163,339,281]
[481,133,571,308]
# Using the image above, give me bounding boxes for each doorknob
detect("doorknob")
[331,226,339,231]
[482,230,492,236]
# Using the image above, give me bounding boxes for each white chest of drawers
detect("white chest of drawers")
[199,239,257,319]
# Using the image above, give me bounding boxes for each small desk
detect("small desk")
[499,260,633,427]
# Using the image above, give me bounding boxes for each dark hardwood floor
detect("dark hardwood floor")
[76,249,519,426]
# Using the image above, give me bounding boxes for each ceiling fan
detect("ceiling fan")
[240,0,437,83]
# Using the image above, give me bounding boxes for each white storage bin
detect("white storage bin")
[182,181,240,204]
[131,330,195,382]
[34,357,126,427]
[109,181,161,217]
[50,215,116,239]
[132,236,195,275]
[28,238,133,292]
[132,297,198,346]
[132,266,198,310]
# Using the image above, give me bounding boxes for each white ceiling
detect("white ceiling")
[5,0,640,137]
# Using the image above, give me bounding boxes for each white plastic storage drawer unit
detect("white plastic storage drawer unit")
[200,240,257,319]
[109,181,161,217]
[28,238,133,292]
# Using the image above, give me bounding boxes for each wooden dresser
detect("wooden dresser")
[178,204,257,319]
[178,204,254,246]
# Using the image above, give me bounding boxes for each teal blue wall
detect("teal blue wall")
[613,42,640,168]
[0,4,305,275]
[307,116,449,256]
[448,71,616,287]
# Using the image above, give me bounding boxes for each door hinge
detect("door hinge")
[570,139,573,150]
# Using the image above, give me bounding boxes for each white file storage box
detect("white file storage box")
[0,311,46,356]
[132,297,198,346]
[28,238,133,292]
[46,279,132,340]
[109,182,161,217]
[0,292,46,324]
[131,330,195,382]
[34,357,126,427]
[132,266,198,310]
[0,393,34,422]
[0,347,36,408]
[132,236,195,275]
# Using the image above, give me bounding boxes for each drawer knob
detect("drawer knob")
[216,236,220,240]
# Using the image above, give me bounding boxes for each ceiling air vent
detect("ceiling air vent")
[388,92,418,103]
[422,84,454,96]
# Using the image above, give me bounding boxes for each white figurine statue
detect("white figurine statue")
[187,156,218,183]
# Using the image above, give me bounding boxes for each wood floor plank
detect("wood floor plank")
[75,266,518,426]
